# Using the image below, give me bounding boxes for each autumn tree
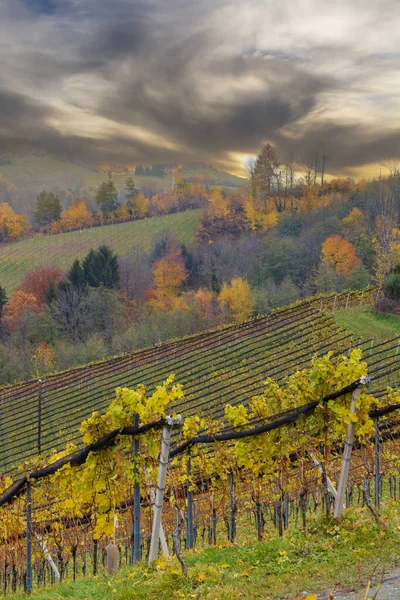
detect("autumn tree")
[209,188,230,219]
[95,174,118,217]
[194,288,216,318]
[253,144,280,203]
[20,267,63,308]
[321,235,359,277]
[3,290,40,332]
[126,192,148,219]
[0,203,30,241]
[219,277,254,322]
[153,248,187,298]
[34,191,62,226]
[55,201,92,232]
[32,342,54,375]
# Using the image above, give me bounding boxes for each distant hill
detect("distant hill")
[0,154,245,212]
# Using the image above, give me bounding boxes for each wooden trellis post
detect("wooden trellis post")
[25,481,33,594]
[131,413,141,564]
[186,452,194,549]
[375,417,380,508]
[148,415,182,567]
[334,377,369,519]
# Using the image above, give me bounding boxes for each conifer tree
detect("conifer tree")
[95,174,118,217]
[34,191,62,226]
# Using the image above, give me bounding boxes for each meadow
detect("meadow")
[0,209,201,293]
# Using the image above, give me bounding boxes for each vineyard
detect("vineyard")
[0,209,201,293]
[1,287,400,598]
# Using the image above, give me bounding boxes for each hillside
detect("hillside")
[0,154,244,200]
[0,209,201,293]
[1,287,396,475]
[334,306,400,342]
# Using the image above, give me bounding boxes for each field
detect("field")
[335,306,400,342]
[0,155,244,199]
[0,209,201,293]
[0,287,391,475]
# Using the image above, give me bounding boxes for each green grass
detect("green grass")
[334,307,400,342]
[0,209,201,293]
[10,510,400,600]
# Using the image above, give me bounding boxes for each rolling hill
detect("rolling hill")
[0,154,244,202]
[0,209,202,293]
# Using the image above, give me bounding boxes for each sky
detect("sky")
[1,0,400,177]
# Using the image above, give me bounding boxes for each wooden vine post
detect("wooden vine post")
[186,452,194,549]
[132,413,141,564]
[37,378,44,454]
[148,415,182,567]
[25,481,33,594]
[334,377,370,519]
[375,417,380,508]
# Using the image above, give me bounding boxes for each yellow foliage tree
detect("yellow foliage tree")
[341,208,367,241]
[219,277,254,322]
[209,188,230,219]
[243,196,279,230]
[130,192,149,218]
[54,201,92,232]
[32,342,54,375]
[0,203,30,241]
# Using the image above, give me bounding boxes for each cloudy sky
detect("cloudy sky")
[0,0,399,176]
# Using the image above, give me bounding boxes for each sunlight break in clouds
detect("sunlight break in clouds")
[0,0,400,175]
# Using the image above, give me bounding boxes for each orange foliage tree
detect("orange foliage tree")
[153,248,187,298]
[321,235,359,277]
[3,290,40,331]
[51,201,92,233]
[219,277,254,322]
[193,287,217,319]
[19,267,63,308]
[0,203,30,242]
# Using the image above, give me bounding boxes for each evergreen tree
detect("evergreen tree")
[68,259,86,291]
[95,173,118,217]
[135,164,145,176]
[125,176,138,200]
[34,191,62,226]
[0,285,7,319]
[151,164,165,177]
[82,245,119,289]
[144,166,151,176]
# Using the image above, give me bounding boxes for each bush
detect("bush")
[384,272,400,299]
[374,297,400,315]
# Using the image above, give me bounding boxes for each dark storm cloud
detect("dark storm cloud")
[1,0,400,174]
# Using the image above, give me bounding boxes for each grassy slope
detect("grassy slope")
[0,155,244,198]
[0,209,201,293]
[11,512,400,600]
[335,307,400,342]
